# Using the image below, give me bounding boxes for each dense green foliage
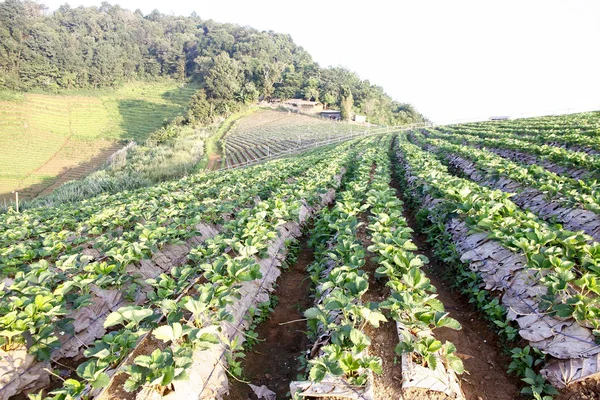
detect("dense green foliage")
[0,0,425,125]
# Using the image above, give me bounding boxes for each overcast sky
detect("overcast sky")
[40,0,600,123]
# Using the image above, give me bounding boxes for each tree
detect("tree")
[236,81,259,104]
[0,0,424,125]
[301,76,319,101]
[186,89,212,124]
[340,88,353,121]
[203,52,241,101]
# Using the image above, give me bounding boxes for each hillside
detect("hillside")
[0,0,426,206]
[0,81,198,201]
[0,1,425,126]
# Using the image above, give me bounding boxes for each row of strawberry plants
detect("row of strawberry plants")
[4,145,338,266]
[409,131,600,241]
[0,155,324,276]
[292,143,388,398]
[0,142,360,399]
[392,138,560,399]
[396,135,600,333]
[394,135,600,393]
[433,126,600,175]
[0,149,338,364]
[459,112,600,132]
[99,137,371,399]
[450,118,600,151]
[1,166,233,242]
[365,146,465,397]
[415,131,600,214]
[29,138,371,400]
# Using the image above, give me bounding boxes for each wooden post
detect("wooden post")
[14,191,19,213]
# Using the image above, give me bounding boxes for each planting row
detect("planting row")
[410,131,600,241]
[449,112,600,152]
[0,148,345,376]
[292,142,386,399]
[291,137,464,399]
[395,133,600,394]
[222,110,364,168]
[0,145,347,276]
[365,143,464,398]
[0,139,368,399]
[431,126,600,178]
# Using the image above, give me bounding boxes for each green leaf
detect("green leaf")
[446,354,465,374]
[91,372,110,389]
[153,323,186,343]
[104,306,154,328]
[344,276,368,296]
[304,307,322,320]
[360,307,387,328]
[553,303,574,318]
[324,300,344,310]
[309,364,326,382]
[425,354,437,370]
[350,329,366,346]
[434,312,462,330]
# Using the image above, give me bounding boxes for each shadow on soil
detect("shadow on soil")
[228,241,315,400]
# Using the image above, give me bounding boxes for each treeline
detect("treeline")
[0,0,425,125]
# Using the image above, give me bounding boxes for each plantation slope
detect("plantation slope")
[222,109,362,168]
[0,81,198,202]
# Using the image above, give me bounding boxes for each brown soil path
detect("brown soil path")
[390,173,524,400]
[227,242,315,399]
[206,153,222,171]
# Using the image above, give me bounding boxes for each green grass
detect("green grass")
[0,80,199,199]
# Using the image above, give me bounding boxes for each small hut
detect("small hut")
[320,110,342,120]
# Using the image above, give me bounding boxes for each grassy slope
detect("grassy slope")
[1,107,346,212]
[0,81,198,200]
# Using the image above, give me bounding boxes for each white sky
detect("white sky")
[40,0,600,123]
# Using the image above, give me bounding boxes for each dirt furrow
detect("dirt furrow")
[227,241,315,399]
[389,174,523,400]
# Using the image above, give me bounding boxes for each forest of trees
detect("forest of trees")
[0,0,425,125]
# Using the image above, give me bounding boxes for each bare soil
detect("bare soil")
[227,241,315,399]
[556,378,600,400]
[206,153,222,171]
[390,173,524,400]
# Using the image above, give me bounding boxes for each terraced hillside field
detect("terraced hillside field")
[0,81,198,202]
[222,109,368,168]
[2,112,600,400]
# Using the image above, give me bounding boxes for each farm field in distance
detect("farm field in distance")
[222,109,367,168]
[0,81,198,202]
[2,111,600,400]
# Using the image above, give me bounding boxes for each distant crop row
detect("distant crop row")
[221,110,367,167]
